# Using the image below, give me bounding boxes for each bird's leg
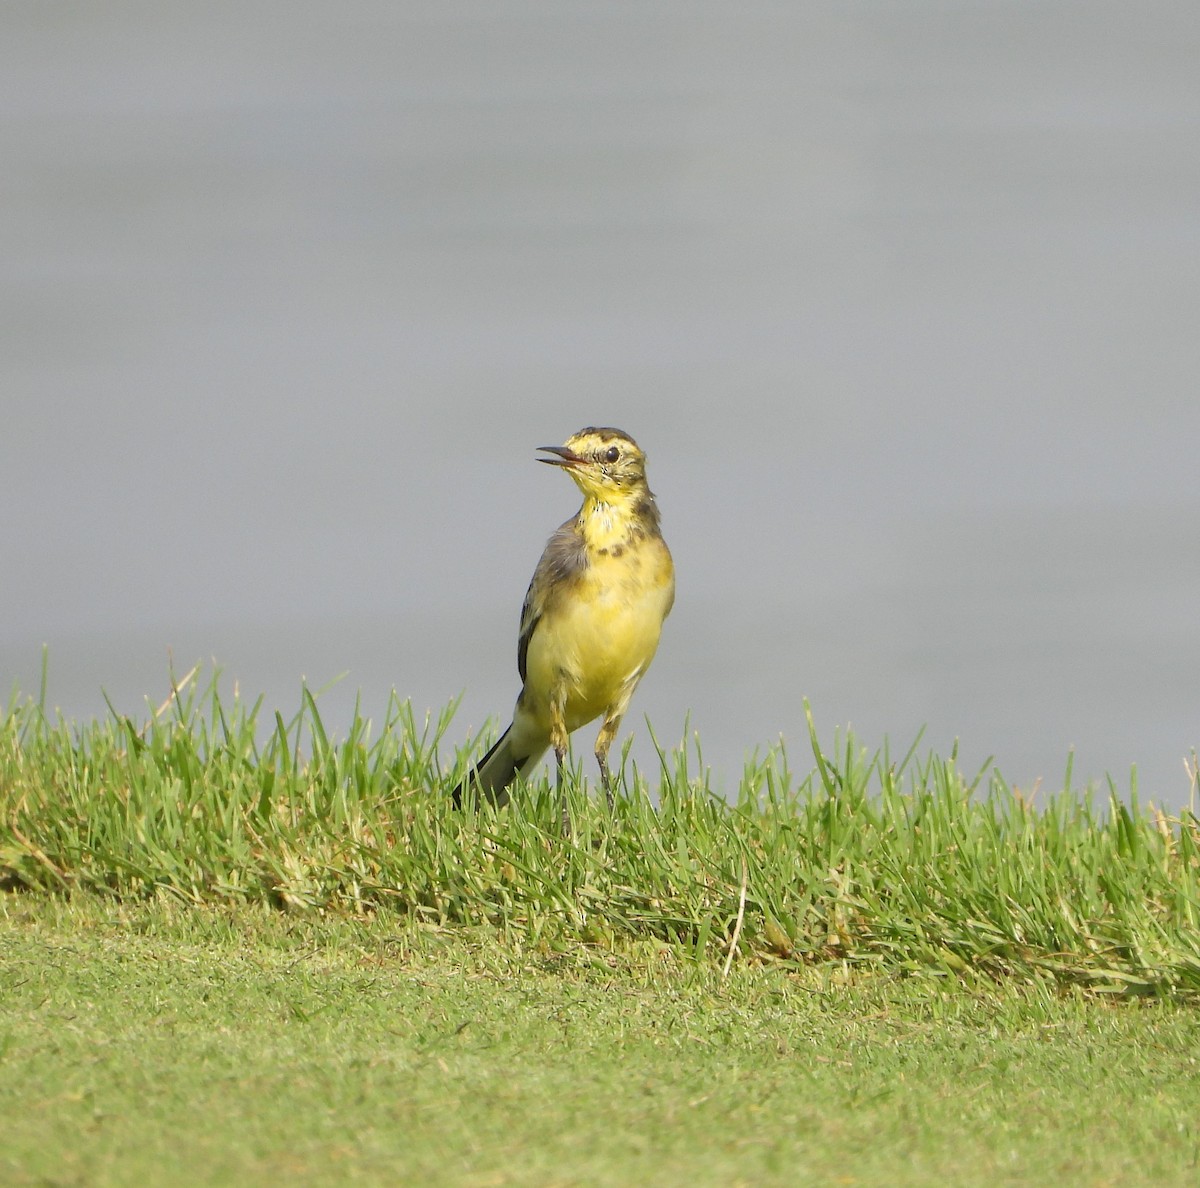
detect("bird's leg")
[555,744,571,834]
[550,694,571,835]
[597,752,612,807]
[594,714,624,811]
[596,675,641,812]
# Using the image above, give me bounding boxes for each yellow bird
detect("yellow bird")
[453,427,675,812]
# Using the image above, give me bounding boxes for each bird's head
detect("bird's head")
[537,427,649,501]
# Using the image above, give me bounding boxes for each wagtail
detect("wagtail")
[453,427,674,814]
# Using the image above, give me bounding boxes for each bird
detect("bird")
[452,426,674,819]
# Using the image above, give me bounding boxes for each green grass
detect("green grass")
[4,666,1200,994]
[3,895,1200,1187]
[5,668,1200,1183]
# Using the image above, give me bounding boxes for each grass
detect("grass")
[4,665,1200,995]
[3,895,1200,1187]
[4,667,1200,1183]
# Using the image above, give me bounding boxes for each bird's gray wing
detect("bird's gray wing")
[517,517,588,683]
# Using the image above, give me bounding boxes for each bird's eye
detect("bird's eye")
[604,446,620,463]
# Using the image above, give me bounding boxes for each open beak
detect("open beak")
[537,445,584,468]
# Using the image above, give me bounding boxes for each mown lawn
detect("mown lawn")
[3,670,1200,1184]
[3,895,1199,1187]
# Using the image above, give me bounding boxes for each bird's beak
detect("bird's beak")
[537,445,584,468]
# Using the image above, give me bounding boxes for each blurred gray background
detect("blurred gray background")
[3,2,1198,803]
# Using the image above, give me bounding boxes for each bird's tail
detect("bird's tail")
[451,726,524,809]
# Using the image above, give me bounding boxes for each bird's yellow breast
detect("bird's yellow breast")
[523,534,674,732]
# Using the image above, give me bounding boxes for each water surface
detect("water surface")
[3,2,1198,802]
